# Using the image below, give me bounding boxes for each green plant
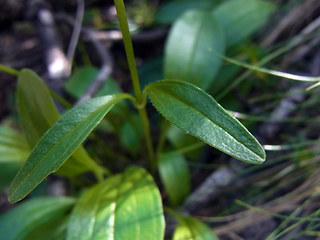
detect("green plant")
[0,0,274,239]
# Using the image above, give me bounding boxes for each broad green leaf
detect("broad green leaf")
[164,9,225,90]
[213,0,276,47]
[17,69,104,179]
[173,216,219,240]
[159,152,190,206]
[67,166,165,240]
[155,0,218,24]
[0,196,75,240]
[145,80,265,164]
[8,94,131,203]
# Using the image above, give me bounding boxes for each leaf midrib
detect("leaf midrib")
[10,103,109,201]
[148,84,262,159]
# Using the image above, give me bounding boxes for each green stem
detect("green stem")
[0,64,19,76]
[138,107,156,173]
[113,0,156,172]
[114,0,142,102]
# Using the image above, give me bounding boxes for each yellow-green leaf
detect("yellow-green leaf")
[67,167,165,240]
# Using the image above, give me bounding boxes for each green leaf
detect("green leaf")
[120,114,142,154]
[158,152,190,206]
[0,126,30,191]
[173,216,219,240]
[213,0,276,47]
[0,196,75,240]
[17,69,60,147]
[167,125,203,160]
[8,93,131,203]
[155,0,217,24]
[164,9,225,90]
[17,69,105,179]
[145,80,265,164]
[25,216,69,240]
[67,166,165,240]
[65,66,122,99]
[0,126,30,164]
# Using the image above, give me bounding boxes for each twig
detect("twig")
[262,0,320,47]
[66,0,85,74]
[76,28,113,104]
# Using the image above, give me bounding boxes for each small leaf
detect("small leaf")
[173,216,219,240]
[145,80,265,164]
[67,166,165,240]
[8,94,131,203]
[158,152,190,206]
[0,197,75,240]
[155,0,216,24]
[164,9,225,90]
[213,0,276,47]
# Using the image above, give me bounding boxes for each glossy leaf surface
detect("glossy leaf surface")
[67,166,165,240]
[9,94,130,203]
[213,0,275,47]
[0,197,75,240]
[145,80,265,164]
[173,216,218,240]
[17,69,104,179]
[164,9,225,90]
[158,152,190,206]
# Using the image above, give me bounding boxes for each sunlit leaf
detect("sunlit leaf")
[145,80,265,163]
[0,197,75,240]
[213,0,276,47]
[67,166,165,240]
[8,94,131,203]
[159,152,190,206]
[164,9,225,90]
[173,216,219,240]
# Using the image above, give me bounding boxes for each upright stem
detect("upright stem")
[113,0,156,172]
[114,0,142,103]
